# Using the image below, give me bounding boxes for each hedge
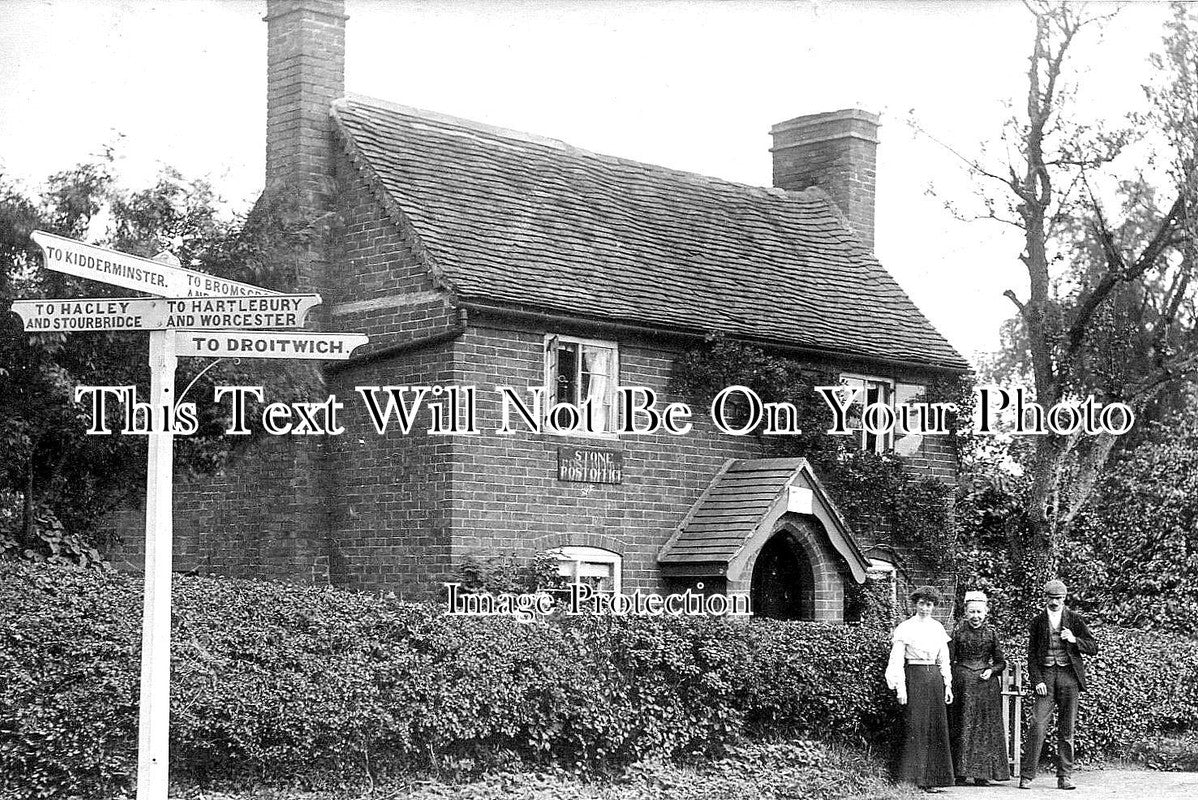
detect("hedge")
[1048,626,1198,757]
[1,562,1196,798]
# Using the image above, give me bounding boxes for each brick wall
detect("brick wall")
[326,149,463,351]
[906,431,959,483]
[325,344,456,597]
[437,318,955,597]
[771,109,879,252]
[445,317,762,595]
[744,517,853,623]
[107,417,331,585]
[102,142,466,589]
[316,146,464,598]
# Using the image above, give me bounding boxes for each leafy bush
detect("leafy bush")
[999,622,1198,763]
[453,551,567,595]
[1068,422,1198,635]
[821,451,957,573]
[1,562,1195,798]
[0,563,140,798]
[0,492,106,568]
[740,622,898,743]
[1076,624,1198,757]
[388,740,912,800]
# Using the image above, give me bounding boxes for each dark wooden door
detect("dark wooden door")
[750,533,815,620]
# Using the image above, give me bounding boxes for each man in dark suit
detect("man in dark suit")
[1019,579,1098,791]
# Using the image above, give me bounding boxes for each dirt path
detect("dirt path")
[935,770,1198,798]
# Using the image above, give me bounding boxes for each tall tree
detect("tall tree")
[0,159,315,564]
[954,2,1197,596]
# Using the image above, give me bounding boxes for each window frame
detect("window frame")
[543,334,620,438]
[551,545,622,596]
[839,373,895,454]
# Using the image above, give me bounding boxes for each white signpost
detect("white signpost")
[9,294,322,332]
[12,231,369,800]
[175,330,368,360]
[31,230,279,298]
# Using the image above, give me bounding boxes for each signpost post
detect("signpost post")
[12,231,369,800]
[137,327,175,797]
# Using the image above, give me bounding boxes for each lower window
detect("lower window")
[550,546,622,595]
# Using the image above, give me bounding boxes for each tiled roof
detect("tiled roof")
[332,95,968,372]
[658,457,869,582]
[662,459,799,563]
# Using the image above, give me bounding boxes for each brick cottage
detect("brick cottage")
[112,0,968,622]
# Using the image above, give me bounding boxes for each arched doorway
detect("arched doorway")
[750,532,815,620]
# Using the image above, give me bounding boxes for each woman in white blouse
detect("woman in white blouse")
[886,585,955,793]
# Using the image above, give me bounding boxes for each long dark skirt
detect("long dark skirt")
[949,665,1011,781]
[899,664,955,787]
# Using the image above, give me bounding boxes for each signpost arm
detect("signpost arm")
[136,329,176,800]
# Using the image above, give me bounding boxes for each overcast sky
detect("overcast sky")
[0,0,1180,363]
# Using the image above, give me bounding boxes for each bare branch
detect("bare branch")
[1153,268,1191,361]
[1127,347,1198,404]
[1066,193,1185,359]
[1046,169,1088,239]
[1131,194,1187,275]
[910,118,1017,190]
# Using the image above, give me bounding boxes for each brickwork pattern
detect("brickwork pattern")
[316,148,465,597]
[771,110,879,252]
[447,321,757,595]
[265,0,345,200]
[107,430,331,585]
[906,432,959,483]
[750,518,849,623]
[264,0,345,297]
[327,150,462,351]
[325,348,457,597]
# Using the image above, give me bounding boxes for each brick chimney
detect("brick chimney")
[264,0,346,202]
[770,110,880,252]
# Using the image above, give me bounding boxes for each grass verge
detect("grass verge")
[173,739,925,800]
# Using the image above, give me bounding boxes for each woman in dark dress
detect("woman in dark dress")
[886,585,955,793]
[949,590,1011,785]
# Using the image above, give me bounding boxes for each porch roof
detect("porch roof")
[658,457,869,582]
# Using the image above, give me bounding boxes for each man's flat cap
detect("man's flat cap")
[1043,579,1067,596]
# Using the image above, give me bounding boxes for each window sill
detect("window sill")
[541,428,621,442]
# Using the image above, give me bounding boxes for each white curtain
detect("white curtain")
[584,347,610,432]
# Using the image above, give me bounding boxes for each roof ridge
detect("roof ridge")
[336,93,826,205]
[337,93,571,152]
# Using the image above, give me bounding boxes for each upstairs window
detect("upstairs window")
[840,374,894,453]
[544,335,619,435]
[551,546,622,595]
